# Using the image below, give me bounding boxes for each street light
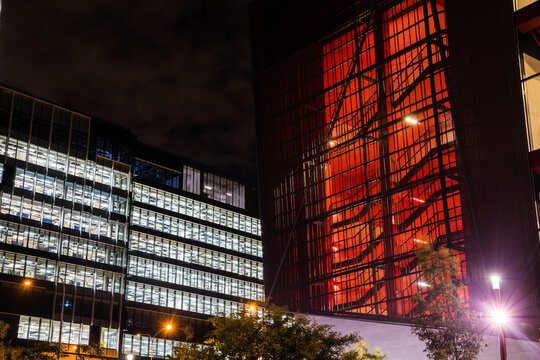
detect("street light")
[491,309,508,325]
[126,354,134,360]
[490,274,500,290]
[490,274,507,360]
[136,322,173,360]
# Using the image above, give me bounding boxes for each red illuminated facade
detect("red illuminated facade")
[251,0,539,327]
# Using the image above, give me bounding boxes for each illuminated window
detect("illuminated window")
[17,315,90,345]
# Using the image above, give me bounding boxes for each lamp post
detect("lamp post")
[56,275,66,346]
[137,323,173,360]
[490,275,507,360]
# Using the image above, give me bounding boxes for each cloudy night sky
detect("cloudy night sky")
[0,0,256,182]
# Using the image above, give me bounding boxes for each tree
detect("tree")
[6,342,63,360]
[342,339,386,360]
[75,343,107,360]
[170,304,385,360]
[412,245,486,360]
[0,320,63,360]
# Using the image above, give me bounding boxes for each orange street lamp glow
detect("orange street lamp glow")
[165,323,172,331]
[23,280,31,286]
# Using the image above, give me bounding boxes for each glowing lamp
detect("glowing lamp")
[490,274,501,290]
[413,238,427,244]
[404,116,418,125]
[491,309,508,325]
[329,141,336,147]
[418,281,430,288]
[127,355,134,360]
[165,323,172,331]
[23,280,31,286]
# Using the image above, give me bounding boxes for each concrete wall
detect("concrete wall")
[310,315,540,359]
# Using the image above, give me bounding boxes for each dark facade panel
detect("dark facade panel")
[446,0,540,329]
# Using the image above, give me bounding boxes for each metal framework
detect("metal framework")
[260,0,467,318]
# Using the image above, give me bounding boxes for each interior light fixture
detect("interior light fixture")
[204,185,212,190]
[413,238,427,244]
[412,197,425,203]
[417,281,430,288]
[404,116,418,125]
[329,140,336,147]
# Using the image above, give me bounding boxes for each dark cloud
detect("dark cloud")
[0,0,256,182]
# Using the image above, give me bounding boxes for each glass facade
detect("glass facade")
[17,316,90,345]
[131,207,261,256]
[202,171,246,208]
[123,333,183,358]
[516,1,540,287]
[253,0,466,318]
[133,183,260,236]
[125,281,248,316]
[128,255,263,300]
[130,231,262,279]
[0,84,262,357]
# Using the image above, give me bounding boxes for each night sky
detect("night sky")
[0,0,256,182]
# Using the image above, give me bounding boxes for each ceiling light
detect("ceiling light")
[405,116,418,125]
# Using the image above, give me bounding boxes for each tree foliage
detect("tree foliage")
[342,339,386,360]
[412,245,485,360]
[75,343,107,360]
[170,304,385,360]
[0,320,63,360]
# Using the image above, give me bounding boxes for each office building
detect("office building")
[0,83,262,358]
[250,0,539,336]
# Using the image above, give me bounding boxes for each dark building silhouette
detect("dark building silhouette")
[250,0,539,337]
